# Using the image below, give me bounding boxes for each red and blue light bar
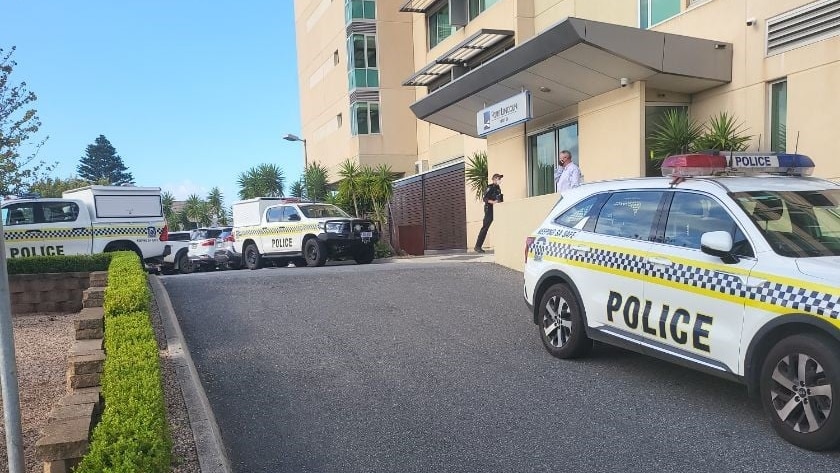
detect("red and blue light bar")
[661,152,815,178]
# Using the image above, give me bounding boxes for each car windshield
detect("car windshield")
[731,189,840,257]
[300,204,350,219]
[192,228,229,240]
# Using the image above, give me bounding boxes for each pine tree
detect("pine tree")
[76,135,134,185]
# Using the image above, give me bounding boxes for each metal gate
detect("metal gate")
[389,162,466,255]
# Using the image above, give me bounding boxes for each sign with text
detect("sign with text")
[477,91,531,136]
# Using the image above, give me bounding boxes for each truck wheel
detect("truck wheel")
[177,252,194,274]
[244,244,261,270]
[759,333,840,451]
[354,245,375,264]
[304,238,327,267]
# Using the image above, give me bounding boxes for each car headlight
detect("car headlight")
[326,222,347,233]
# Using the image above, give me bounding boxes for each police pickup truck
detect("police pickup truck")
[232,197,379,269]
[1,185,170,264]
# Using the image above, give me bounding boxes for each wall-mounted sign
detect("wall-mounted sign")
[477,91,532,136]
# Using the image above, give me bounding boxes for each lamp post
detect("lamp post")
[283,133,308,169]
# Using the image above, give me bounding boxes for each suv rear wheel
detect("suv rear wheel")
[760,333,840,451]
[244,243,261,270]
[177,252,194,274]
[538,283,592,359]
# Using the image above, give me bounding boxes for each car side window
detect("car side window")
[42,201,79,223]
[664,192,754,257]
[282,206,300,222]
[553,195,603,229]
[266,207,283,223]
[4,203,36,226]
[594,191,663,241]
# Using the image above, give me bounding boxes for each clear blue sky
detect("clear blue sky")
[2,1,303,207]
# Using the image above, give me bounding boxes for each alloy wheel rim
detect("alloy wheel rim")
[769,353,833,433]
[542,294,572,348]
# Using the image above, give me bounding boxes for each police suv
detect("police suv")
[232,197,379,269]
[523,153,840,450]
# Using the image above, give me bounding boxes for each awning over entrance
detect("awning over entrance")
[409,17,733,138]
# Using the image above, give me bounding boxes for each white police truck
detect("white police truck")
[232,197,379,269]
[524,152,840,450]
[1,185,170,264]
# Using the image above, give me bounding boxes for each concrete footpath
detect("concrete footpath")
[149,250,495,472]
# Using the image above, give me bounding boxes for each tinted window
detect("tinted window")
[43,201,79,223]
[594,191,663,241]
[664,192,753,257]
[3,203,36,226]
[282,206,300,222]
[266,207,283,223]
[554,195,602,229]
[168,232,192,241]
[300,204,350,218]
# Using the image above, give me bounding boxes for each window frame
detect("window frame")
[769,79,788,153]
[350,101,381,136]
[527,121,579,197]
[347,33,379,89]
[428,2,454,50]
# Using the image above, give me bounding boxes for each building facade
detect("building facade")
[294,0,840,269]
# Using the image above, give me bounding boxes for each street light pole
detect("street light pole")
[0,221,25,473]
[283,133,308,169]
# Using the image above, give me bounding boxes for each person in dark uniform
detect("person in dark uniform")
[474,173,503,253]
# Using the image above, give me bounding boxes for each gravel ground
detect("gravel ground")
[0,295,201,472]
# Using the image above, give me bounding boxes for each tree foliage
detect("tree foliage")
[77,135,134,185]
[337,159,363,217]
[0,46,54,196]
[28,176,102,198]
[303,161,330,202]
[237,163,284,199]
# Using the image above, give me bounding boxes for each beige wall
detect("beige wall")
[494,192,559,271]
[294,0,419,183]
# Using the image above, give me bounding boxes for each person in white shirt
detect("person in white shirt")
[554,149,582,193]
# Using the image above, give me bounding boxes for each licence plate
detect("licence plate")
[361,231,373,238]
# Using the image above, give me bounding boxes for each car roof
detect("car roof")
[563,175,840,197]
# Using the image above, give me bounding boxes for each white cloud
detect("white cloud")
[161,180,210,201]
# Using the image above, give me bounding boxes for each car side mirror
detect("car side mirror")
[287,214,301,221]
[700,231,739,264]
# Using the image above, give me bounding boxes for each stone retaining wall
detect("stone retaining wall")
[9,272,93,315]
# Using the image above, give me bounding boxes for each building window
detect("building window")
[345,0,375,23]
[351,101,380,135]
[347,33,379,89]
[770,80,787,152]
[639,0,681,29]
[528,122,579,197]
[469,0,500,20]
[428,3,455,49]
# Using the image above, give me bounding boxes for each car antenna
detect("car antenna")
[794,131,800,154]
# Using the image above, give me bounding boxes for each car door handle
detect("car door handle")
[72,227,86,232]
[570,245,590,253]
[647,256,673,267]
[24,229,42,234]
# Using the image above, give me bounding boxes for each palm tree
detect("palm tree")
[303,161,330,201]
[465,151,489,201]
[337,159,363,217]
[184,194,211,228]
[237,163,285,199]
[289,179,305,198]
[161,191,176,230]
[695,112,752,152]
[206,187,224,225]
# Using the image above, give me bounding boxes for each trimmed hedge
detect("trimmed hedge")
[74,251,171,473]
[5,253,113,275]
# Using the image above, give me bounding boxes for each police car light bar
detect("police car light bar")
[661,152,815,177]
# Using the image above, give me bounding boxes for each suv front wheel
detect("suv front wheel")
[538,283,592,359]
[760,333,840,451]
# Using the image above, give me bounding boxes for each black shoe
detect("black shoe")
[474,247,485,253]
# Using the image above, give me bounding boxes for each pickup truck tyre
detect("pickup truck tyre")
[244,243,261,270]
[304,238,327,267]
[354,245,375,264]
[177,251,194,274]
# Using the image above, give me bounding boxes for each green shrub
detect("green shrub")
[374,240,393,259]
[74,252,171,473]
[5,253,112,275]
